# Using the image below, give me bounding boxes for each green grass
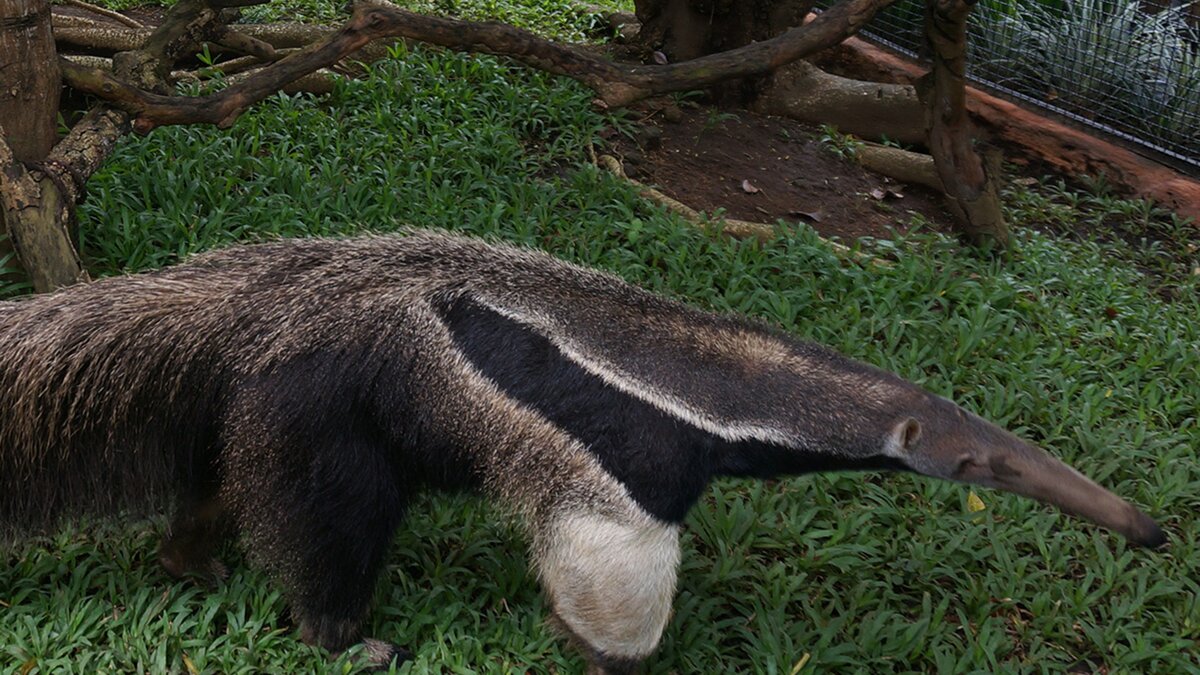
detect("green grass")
[240,0,615,40]
[5,13,1200,675]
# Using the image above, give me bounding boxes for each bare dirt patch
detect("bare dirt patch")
[606,103,956,242]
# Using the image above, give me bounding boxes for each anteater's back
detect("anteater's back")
[0,235,458,536]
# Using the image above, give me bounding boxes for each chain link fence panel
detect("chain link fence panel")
[819,0,1200,172]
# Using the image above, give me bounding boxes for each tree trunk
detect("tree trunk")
[920,0,1008,248]
[0,133,89,292]
[0,0,59,162]
[0,0,83,289]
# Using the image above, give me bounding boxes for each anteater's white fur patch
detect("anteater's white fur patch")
[538,510,680,659]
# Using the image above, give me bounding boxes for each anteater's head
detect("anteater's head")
[709,333,1167,549]
[871,392,1166,548]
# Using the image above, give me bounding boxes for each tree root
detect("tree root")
[856,142,943,191]
[755,60,924,146]
[596,154,778,242]
[596,154,892,266]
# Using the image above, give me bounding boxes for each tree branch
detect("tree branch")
[60,4,384,131]
[43,107,130,195]
[52,21,358,53]
[210,25,277,59]
[62,0,898,131]
[360,0,897,107]
[60,0,143,29]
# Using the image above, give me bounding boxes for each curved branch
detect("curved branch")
[53,21,340,53]
[361,0,897,107]
[210,25,277,59]
[62,0,898,131]
[60,4,384,131]
[60,0,144,29]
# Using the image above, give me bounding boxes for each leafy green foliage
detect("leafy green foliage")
[4,23,1199,675]
[817,124,865,160]
[971,0,1200,159]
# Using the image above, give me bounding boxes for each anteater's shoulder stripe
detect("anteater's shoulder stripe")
[470,296,793,447]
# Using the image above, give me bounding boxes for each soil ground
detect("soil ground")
[606,103,956,241]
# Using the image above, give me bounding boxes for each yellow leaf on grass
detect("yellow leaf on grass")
[967,491,987,513]
[183,654,200,675]
[790,652,812,674]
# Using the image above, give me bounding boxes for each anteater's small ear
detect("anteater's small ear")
[888,417,922,455]
[902,417,922,448]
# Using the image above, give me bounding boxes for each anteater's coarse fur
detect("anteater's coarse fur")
[0,231,1165,673]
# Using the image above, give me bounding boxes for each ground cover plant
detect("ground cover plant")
[818,0,1200,164]
[970,0,1200,160]
[2,3,1199,672]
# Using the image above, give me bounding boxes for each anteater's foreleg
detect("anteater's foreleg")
[536,510,681,675]
[220,384,412,669]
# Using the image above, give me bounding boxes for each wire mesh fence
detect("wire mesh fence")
[819,0,1200,172]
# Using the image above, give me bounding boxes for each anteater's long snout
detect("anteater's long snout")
[952,439,1166,548]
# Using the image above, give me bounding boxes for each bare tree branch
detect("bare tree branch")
[210,25,277,59]
[62,0,898,131]
[61,53,112,69]
[52,21,351,53]
[60,0,143,28]
[43,107,130,192]
[53,12,107,27]
[60,4,384,131]
[362,0,897,107]
[193,48,299,78]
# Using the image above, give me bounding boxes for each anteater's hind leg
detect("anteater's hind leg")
[220,389,412,670]
[159,452,230,585]
[159,490,230,585]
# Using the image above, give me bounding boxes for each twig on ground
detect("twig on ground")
[596,154,892,266]
[60,0,144,29]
